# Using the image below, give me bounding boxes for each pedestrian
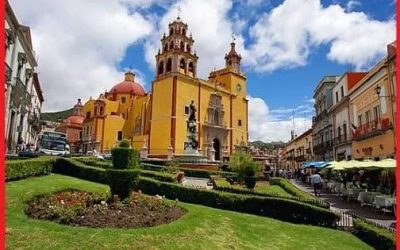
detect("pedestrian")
[310,171,322,197]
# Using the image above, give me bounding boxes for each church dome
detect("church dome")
[110,71,146,96]
[65,115,84,125]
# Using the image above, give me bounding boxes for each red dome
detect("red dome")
[109,72,146,96]
[65,115,84,125]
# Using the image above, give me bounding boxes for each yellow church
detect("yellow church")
[80,17,248,161]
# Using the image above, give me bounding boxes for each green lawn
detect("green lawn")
[7,174,372,250]
[214,179,292,197]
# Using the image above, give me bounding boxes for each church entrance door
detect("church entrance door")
[213,138,220,161]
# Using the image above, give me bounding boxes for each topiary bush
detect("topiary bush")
[106,169,140,200]
[119,139,131,148]
[352,218,395,250]
[244,176,256,189]
[111,147,139,169]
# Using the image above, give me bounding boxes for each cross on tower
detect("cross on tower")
[231,33,236,43]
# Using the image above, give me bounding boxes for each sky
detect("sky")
[10,0,395,142]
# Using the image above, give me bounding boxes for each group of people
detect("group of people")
[16,138,37,153]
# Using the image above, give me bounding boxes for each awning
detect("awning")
[326,159,396,171]
[303,161,329,169]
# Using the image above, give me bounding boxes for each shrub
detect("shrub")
[352,218,395,250]
[137,177,339,227]
[270,177,328,208]
[53,158,108,184]
[6,157,55,181]
[244,176,256,189]
[180,168,233,178]
[119,139,131,148]
[111,147,139,169]
[229,151,261,183]
[106,169,140,200]
[140,170,176,183]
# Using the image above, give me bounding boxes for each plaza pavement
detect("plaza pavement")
[289,179,395,229]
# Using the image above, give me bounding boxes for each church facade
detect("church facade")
[77,17,248,161]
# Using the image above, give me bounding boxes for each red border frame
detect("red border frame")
[396,0,399,245]
[1,0,6,248]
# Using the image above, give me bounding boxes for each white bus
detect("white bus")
[38,131,70,156]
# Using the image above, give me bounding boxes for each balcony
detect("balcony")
[313,140,333,154]
[11,77,31,108]
[352,118,392,141]
[203,120,228,129]
[312,110,327,125]
[5,63,12,82]
[295,155,306,162]
[333,134,351,146]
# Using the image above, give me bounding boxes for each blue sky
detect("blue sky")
[11,0,395,142]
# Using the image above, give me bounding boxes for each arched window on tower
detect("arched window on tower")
[180,58,186,73]
[166,58,172,72]
[180,41,184,51]
[164,44,168,52]
[169,41,174,50]
[186,44,191,53]
[182,28,186,36]
[158,61,164,75]
[188,61,194,73]
[169,28,174,35]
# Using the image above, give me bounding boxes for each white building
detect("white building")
[5,1,44,153]
[329,72,366,160]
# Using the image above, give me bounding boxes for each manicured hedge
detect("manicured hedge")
[6,157,55,181]
[53,158,108,184]
[137,177,339,227]
[140,170,176,183]
[352,218,395,250]
[111,148,139,169]
[106,169,140,199]
[73,157,112,169]
[140,163,168,171]
[270,177,329,208]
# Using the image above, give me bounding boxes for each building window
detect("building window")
[335,91,338,103]
[122,113,125,119]
[238,119,242,126]
[365,110,371,124]
[373,105,380,120]
[166,58,172,72]
[121,97,126,103]
[86,111,91,119]
[117,131,123,141]
[185,106,189,115]
[358,114,362,126]
[343,124,347,140]
[99,106,104,115]
[340,86,344,98]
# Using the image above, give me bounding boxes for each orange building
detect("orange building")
[55,99,84,153]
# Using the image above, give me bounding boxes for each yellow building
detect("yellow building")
[81,17,248,161]
[349,54,396,160]
[285,129,314,170]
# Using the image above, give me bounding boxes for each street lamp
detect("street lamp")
[375,84,394,98]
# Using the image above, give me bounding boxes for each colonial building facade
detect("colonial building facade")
[312,76,338,161]
[78,17,248,161]
[329,72,366,160]
[285,129,313,170]
[5,1,44,153]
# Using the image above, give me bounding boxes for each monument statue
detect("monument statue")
[185,101,199,151]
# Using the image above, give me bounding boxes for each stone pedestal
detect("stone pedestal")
[208,147,216,162]
[167,144,174,160]
[140,139,148,159]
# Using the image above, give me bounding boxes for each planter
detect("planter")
[244,176,256,189]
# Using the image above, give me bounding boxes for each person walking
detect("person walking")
[311,172,322,197]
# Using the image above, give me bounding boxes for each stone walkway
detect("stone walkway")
[290,179,395,229]
[181,177,213,190]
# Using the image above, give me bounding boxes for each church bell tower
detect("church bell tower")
[155,17,198,78]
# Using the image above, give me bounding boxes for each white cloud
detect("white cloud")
[143,0,247,78]
[248,96,312,142]
[10,0,154,111]
[346,0,361,11]
[245,0,395,72]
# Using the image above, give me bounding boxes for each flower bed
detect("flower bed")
[25,189,186,228]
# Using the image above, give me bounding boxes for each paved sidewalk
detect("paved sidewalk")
[290,179,395,229]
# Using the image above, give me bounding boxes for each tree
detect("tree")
[229,151,261,186]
